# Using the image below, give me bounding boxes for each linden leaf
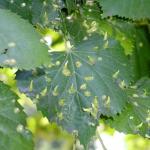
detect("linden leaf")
[0,9,49,69]
[17,33,133,147]
[106,78,150,138]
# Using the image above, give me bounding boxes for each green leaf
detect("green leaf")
[82,4,134,55]
[106,78,150,138]
[16,69,47,99]
[0,0,32,21]
[64,0,86,14]
[17,34,133,146]
[99,0,150,20]
[45,34,133,114]
[64,0,76,13]
[0,9,49,69]
[63,12,87,43]
[130,28,150,80]
[0,82,33,150]
[32,0,63,26]
[98,20,135,55]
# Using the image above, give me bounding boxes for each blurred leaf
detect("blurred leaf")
[125,135,150,150]
[130,27,150,80]
[0,82,33,150]
[36,25,66,51]
[64,0,76,13]
[27,112,74,150]
[0,67,17,87]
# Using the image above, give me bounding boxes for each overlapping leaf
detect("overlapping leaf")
[0,9,49,69]
[99,0,150,20]
[0,82,33,150]
[82,4,135,55]
[106,78,150,138]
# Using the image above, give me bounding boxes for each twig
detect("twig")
[98,135,107,150]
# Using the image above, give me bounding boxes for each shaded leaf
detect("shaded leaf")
[63,12,88,43]
[64,0,76,13]
[82,4,134,55]
[32,0,63,26]
[130,27,150,80]
[0,9,49,69]
[0,0,32,21]
[0,82,33,150]
[99,0,150,20]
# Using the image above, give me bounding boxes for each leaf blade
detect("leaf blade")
[0,9,49,69]
[99,0,150,20]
